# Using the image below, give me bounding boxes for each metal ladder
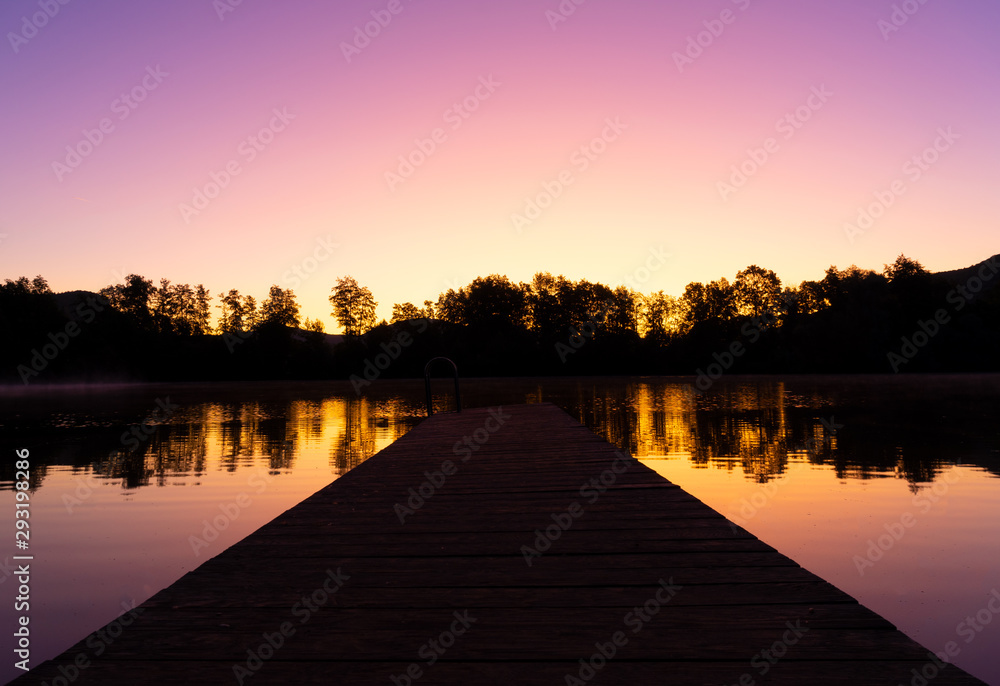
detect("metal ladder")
[424,357,461,416]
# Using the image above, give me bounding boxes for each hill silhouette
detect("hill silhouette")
[933,254,1000,287]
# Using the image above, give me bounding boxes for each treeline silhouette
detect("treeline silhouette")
[2,254,998,385]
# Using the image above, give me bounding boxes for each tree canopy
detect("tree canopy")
[2,253,997,384]
[330,276,377,336]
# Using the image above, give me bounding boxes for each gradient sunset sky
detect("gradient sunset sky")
[2,0,997,330]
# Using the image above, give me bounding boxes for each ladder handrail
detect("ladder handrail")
[424,357,461,416]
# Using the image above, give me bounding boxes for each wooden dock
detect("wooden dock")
[14,403,986,684]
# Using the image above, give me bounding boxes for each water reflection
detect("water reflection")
[575,377,998,484]
[1,376,998,492]
[623,382,841,483]
[92,398,418,487]
[1,377,999,685]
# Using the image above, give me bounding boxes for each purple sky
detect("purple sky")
[1,0,998,326]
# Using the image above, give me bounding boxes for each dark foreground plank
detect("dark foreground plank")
[13,403,986,685]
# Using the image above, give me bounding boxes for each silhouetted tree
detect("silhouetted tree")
[1,275,51,295]
[606,286,638,336]
[244,296,259,329]
[391,302,422,323]
[151,278,173,333]
[819,265,888,312]
[553,279,613,335]
[152,279,203,335]
[706,278,737,324]
[330,276,377,336]
[463,275,530,331]
[434,287,467,325]
[218,290,243,333]
[883,254,928,283]
[4,251,994,383]
[100,274,154,329]
[302,317,324,333]
[794,280,826,315]
[172,283,196,335]
[780,285,805,319]
[641,290,679,342]
[678,282,709,334]
[734,266,782,320]
[0,275,59,347]
[528,272,566,338]
[194,285,212,334]
[261,285,300,327]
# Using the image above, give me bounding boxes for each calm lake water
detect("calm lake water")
[2,376,999,685]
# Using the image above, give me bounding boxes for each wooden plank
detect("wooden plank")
[42,617,931,662]
[17,660,986,686]
[143,563,844,594]
[151,586,868,612]
[12,403,987,685]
